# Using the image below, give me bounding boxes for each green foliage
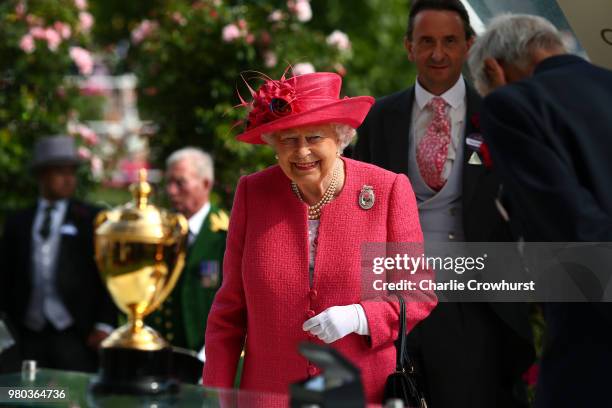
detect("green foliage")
[0,0,101,212]
[310,0,416,97]
[127,0,350,205]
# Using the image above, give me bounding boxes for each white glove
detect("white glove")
[302,304,370,344]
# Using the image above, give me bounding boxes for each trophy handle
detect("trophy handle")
[145,212,189,315]
[94,211,108,228]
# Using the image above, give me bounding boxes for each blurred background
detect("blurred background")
[0,0,416,218]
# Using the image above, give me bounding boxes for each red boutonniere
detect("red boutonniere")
[479,142,493,169]
[522,363,540,387]
[470,112,481,130]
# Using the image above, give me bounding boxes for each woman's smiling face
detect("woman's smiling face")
[273,124,339,189]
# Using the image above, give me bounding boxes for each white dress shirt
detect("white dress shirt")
[411,75,467,181]
[186,201,210,362]
[187,202,210,246]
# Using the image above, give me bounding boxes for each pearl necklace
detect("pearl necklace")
[292,160,341,220]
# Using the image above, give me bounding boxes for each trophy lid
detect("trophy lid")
[95,169,182,245]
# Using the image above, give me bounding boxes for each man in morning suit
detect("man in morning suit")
[468,14,612,408]
[146,147,227,359]
[0,135,116,372]
[355,1,534,407]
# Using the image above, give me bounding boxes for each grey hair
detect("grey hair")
[166,147,214,182]
[261,123,357,153]
[468,13,566,95]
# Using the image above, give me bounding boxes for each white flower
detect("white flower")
[268,10,284,22]
[292,62,315,76]
[326,30,351,51]
[222,24,241,42]
[293,0,312,22]
[264,51,277,68]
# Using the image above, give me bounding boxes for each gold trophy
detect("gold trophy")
[90,169,188,395]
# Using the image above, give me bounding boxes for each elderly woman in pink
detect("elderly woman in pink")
[203,71,436,403]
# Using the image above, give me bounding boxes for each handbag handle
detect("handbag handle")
[394,294,414,373]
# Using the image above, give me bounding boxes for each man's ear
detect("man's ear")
[404,37,415,62]
[466,35,475,51]
[202,178,212,193]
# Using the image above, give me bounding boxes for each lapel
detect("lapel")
[387,88,415,175]
[22,207,37,285]
[461,84,485,210]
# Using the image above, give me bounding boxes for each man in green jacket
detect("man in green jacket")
[147,147,227,358]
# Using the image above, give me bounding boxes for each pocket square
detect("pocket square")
[59,223,78,236]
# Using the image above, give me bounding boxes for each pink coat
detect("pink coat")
[203,158,437,403]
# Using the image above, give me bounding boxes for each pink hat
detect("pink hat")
[235,72,374,144]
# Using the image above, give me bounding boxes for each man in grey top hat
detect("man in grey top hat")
[0,135,117,372]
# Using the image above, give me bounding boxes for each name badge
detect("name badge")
[199,260,220,289]
[59,224,78,236]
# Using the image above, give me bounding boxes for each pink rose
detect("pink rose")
[326,30,351,51]
[268,10,284,22]
[264,51,278,68]
[19,34,35,53]
[78,11,94,33]
[291,0,312,22]
[74,0,88,10]
[29,26,46,40]
[131,20,158,44]
[45,28,62,51]
[78,146,92,159]
[76,124,98,145]
[91,156,103,180]
[69,46,94,75]
[54,22,72,39]
[222,24,240,42]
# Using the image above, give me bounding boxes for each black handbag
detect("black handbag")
[382,295,428,408]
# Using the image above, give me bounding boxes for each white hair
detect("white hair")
[166,147,214,182]
[468,13,566,95]
[261,123,357,153]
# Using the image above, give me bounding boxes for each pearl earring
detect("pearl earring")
[274,154,279,160]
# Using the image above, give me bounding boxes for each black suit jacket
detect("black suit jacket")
[356,83,534,408]
[0,199,116,339]
[481,55,612,408]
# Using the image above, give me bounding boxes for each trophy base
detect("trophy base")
[90,346,180,395]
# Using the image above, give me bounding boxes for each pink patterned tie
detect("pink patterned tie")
[417,96,451,191]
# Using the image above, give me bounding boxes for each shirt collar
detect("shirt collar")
[415,75,465,110]
[38,198,68,214]
[188,201,211,237]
